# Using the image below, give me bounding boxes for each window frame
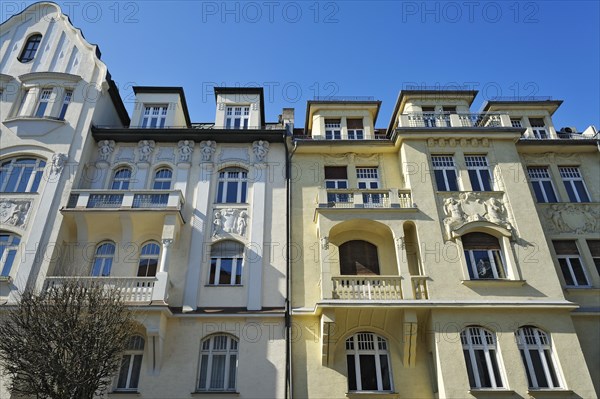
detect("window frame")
[516,326,563,389]
[209,241,244,286]
[527,167,558,203]
[141,104,168,128]
[461,326,505,389]
[558,166,591,203]
[431,155,459,192]
[115,335,145,392]
[225,106,250,129]
[345,332,393,392]
[91,241,116,277]
[325,119,342,140]
[111,167,132,190]
[510,118,522,128]
[18,34,42,63]
[553,241,590,288]
[152,167,173,190]
[0,157,47,193]
[462,233,507,280]
[216,168,248,204]
[57,90,73,120]
[34,88,53,118]
[137,241,160,277]
[528,118,548,139]
[197,334,239,392]
[0,232,21,277]
[465,155,493,191]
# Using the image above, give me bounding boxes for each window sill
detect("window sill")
[346,392,399,399]
[461,279,526,288]
[526,389,575,397]
[108,391,140,395]
[564,287,598,292]
[205,284,244,287]
[468,389,517,397]
[192,391,239,395]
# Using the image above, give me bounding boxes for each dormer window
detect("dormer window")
[142,105,168,128]
[18,34,42,63]
[528,118,547,139]
[347,119,364,140]
[225,106,249,129]
[325,119,341,140]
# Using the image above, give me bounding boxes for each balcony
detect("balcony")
[332,276,403,300]
[64,190,183,211]
[318,189,415,209]
[43,277,156,303]
[398,112,507,128]
[519,132,599,141]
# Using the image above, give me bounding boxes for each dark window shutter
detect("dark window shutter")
[587,240,600,257]
[553,241,579,255]
[325,166,347,180]
[347,119,364,129]
[339,240,380,275]
[462,233,501,250]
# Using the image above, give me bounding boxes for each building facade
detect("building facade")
[1,3,598,399]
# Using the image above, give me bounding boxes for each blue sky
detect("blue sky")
[6,1,600,130]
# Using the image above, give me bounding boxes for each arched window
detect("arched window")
[18,34,42,62]
[462,232,506,279]
[516,326,562,389]
[197,334,238,392]
[153,168,172,190]
[461,326,504,388]
[346,332,392,392]
[116,335,145,391]
[91,242,115,276]
[209,241,243,285]
[0,232,21,277]
[111,167,132,190]
[137,241,160,277]
[339,240,380,275]
[216,168,248,203]
[0,158,46,193]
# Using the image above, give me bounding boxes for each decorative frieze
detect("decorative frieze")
[137,140,156,164]
[212,208,249,238]
[177,140,195,164]
[427,138,490,148]
[542,203,599,234]
[0,200,32,228]
[199,141,216,162]
[252,140,269,162]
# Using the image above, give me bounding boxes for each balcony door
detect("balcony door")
[340,240,380,275]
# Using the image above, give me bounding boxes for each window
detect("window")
[516,326,562,389]
[340,240,380,275]
[209,241,243,285]
[137,242,160,277]
[141,104,167,128]
[18,34,42,62]
[225,106,249,129]
[511,118,522,128]
[527,167,558,203]
[324,166,349,204]
[0,158,46,193]
[528,118,547,139]
[559,167,590,203]
[588,240,600,276]
[111,167,132,190]
[465,155,493,191]
[356,167,383,206]
[197,335,238,392]
[432,155,458,191]
[116,335,144,391]
[462,233,506,279]
[461,326,504,389]
[91,242,115,276]
[346,332,392,392]
[153,168,172,190]
[325,119,341,140]
[553,241,590,287]
[0,232,21,277]
[34,89,52,117]
[347,119,364,140]
[216,168,248,203]
[58,90,72,120]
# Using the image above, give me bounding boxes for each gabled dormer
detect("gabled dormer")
[304,99,382,140]
[130,86,191,128]
[214,87,265,129]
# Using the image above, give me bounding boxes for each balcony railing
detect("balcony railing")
[65,190,183,210]
[319,189,415,209]
[411,276,429,299]
[43,277,156,303]
[294,133,388,140]
[520,132,599,140]
[400,112,508,128]
[332,276,403,300]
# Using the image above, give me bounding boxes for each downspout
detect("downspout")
[284,125,297,399]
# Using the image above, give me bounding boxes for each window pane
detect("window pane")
[475,350,491,387]
[520,350,533,387]
[434,170,446,191]
[210,355,226,389]
[117,355,131,388]
[542,181,557,202]
[347,355,357,390]
[1,250,17,276]
[480,170,492,191]
[16,167,33,192]
[198,354,209,389]
[529,350,549,388]
[219,258,233,284]
[210,259,217,284]
[380,354,391,390]
[217,182,224,203]
[228,354,237,389]
[569,258,588,285]
[359,354,378,390]
[531,182,545,202]
[226,182,238,203]
[489,349,503,388]
[574,181,590,202]
[235,258,243,285]
[558,259,574,285]
[447,170,458,191]
[544,350,560,387]
[564,181,577,202]
[468,170,481,191]
[463,349,477,387]
[129,354,143,388]
[492,251,506,278]
[241,182,247,203]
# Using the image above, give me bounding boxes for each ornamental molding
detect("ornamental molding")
[0,199,32,229]
[212,208,249,238]
[522,152,580,165]
[137,140,156,164]
[323,153,380,165]
[427,138,489,148]
[219,146,249,163]
[542,203,599,234]
[177,140,195,164]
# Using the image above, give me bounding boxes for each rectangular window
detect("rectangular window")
[209,258,243,285]
[34,89,52,117]
[225,106,249,129]
[529,118,548,138]
[511,118,522,128]
[142,104,168,128]
[553,241,590,287]
[587,240,600,276]
[432,155,458,191]
[356,167,379,189]
[58,90,72,120]
[527,167,558,203]
[465,155,493,191]
[559,167,590,202]
[347,119,364,140]
[324,166,348,189]
[325,119,341,140]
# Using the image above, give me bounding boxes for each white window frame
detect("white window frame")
[461,326,504,389]
[559,167,590,203]
[516,327,563,389]
[225,106,250,129]
[528,118,548,139]
[111,167,132,190]
[0,232,21,277]
[115,335,145,391]
[91,241,115,277]
[137,242,160,278]
[348,129,364,140]
[34,89,53,117]
[356,167,380,189]
[325,120,342,140]
[209,257,243,285]
[0,157,47,193]
[510,118,522,128]
[197,335,239,392]
[464,248,506,280]
[153,167,173,190]
[142,104,168,128]
[346,332,393,392]
[431,155,459,191]
[465,155,493,191]
[216,168,248,204]
[58,90,72,120]
[527,167,558,203]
